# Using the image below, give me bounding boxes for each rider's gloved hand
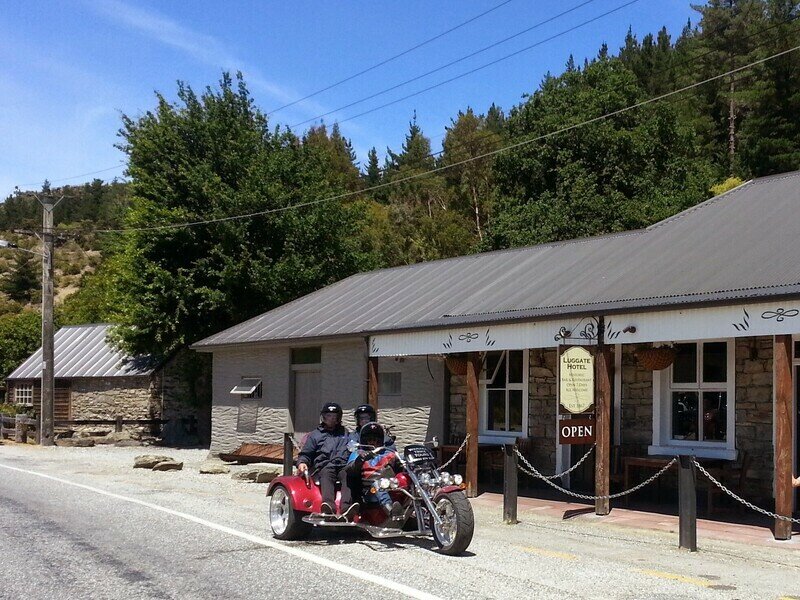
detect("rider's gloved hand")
[297,462,308,474]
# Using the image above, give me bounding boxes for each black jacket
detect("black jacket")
[297,424,350,471]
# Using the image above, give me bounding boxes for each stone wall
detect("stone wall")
[157,350,212,445]
[620,345,654,457]
[70,376,159,435]
[528,348,558,471]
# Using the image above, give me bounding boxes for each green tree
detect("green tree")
[487,58,715,249]
[0,310,41,391]
[1,252,40,304]
[111,72,376,355]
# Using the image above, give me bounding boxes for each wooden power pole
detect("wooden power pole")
[40,194,56,446]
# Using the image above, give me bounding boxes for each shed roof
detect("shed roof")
[7,324,157,380]
[193,171,800,349]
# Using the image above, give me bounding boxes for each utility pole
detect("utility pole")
[40,193,55,446]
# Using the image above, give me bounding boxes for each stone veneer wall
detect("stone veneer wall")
[70,376,160,434]
[620,345,654,458]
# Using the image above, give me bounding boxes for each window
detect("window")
[15,384,33,406]
[230,378,262,399]
[378,372,401,395]
[650,340,736,459]
[480,350,528,437]
[291,347,321,365]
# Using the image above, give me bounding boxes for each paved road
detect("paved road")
[1,445,799,600]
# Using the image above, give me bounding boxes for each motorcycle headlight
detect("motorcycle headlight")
[453,474,463,485]
[379,478,391,490]
[419,473,431,486]
[439,471,453,485]
[389,477,399,489]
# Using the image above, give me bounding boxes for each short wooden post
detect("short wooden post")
[774,335,793,540]
[678,455,697,551]
[14,415,28,443]
[465,352,480,498]
[115,415,123,433]
[283,432,294,476]
[503,442,518,524]
[368,356,379,411]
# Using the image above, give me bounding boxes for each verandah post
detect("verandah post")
[595,317,613,515]
[465,352,480,498]
[368,356,379,411]
[774,334,793,540]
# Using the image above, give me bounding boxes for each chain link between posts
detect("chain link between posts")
[514,446,677,501]
[692,459,800,524]
[439,434,470,471]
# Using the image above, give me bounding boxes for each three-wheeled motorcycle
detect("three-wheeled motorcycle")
[266,440,474,555]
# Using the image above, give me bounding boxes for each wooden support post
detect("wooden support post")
[368,356,379,411]
[465,352,480,498]
[115,415,124,433]
[595,340,613,516]
[678,455,698,551]
[503,442,518,524]
[283,432,294,476]
[774,334,793,540]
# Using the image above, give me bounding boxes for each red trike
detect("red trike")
[266,441,474,555]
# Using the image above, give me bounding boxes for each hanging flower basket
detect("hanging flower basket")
[636,347,676,371]
[444,355,468,376]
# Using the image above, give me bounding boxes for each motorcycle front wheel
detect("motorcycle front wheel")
[431,491,474,555]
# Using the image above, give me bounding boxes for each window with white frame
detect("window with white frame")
[14,384,33,406]
[650,340,736,459]
[480,350,528,437]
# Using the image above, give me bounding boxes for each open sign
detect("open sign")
[558,418,596,445]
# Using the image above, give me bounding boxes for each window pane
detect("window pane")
[794,340,800,360]
[508,351,524,383]
[702,391,727,441]
[487,352,507,389]
[672,391,698,440]
[291,347,321,364]
[378,372,401,395]
[703,342,727,383]
[672,344,697,384]
[509,390,523,433]
[487,390,506,431]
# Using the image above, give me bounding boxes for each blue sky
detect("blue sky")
[0,0,698,199]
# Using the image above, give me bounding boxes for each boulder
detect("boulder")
[134,454,173,469]
[199,461,230,475]
[56,437,95,447]
[95,431,132,445]
[232,465,282,482]
[152,460,183,471]
[115,439,144,447]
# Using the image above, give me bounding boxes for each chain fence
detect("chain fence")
[693,459,800,525]
[514,446,677,501]
[439,434,470,471]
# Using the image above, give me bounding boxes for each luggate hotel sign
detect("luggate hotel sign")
[559,346,595,414]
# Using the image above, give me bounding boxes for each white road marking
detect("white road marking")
[0,462,443,600]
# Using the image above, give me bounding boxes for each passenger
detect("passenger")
[346,422,403,524]
[349,404,395,449]
[297,402,358,521]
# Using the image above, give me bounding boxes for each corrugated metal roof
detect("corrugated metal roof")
[7,324,157,380]
[193,171,800,348]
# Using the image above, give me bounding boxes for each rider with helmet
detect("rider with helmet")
[346,422,403,523]
[297,402,358,520]
[350,404,395,449]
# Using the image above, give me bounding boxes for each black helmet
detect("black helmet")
[320,402,343,429]
[359,422,384,447]
[354,404,376,427]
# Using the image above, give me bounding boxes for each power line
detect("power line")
[77,44,799,235]
[15,164,127,189]
[267,0,516,116]
[290,0,600,128]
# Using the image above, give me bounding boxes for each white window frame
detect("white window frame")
[479,349,529,440]
[14,383,33,407]
[650,339,736,460]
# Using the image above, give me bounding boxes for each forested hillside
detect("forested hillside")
[1,0,798,369]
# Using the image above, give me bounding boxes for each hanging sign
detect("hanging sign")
[558,417,596,444]
[559,346,595,414]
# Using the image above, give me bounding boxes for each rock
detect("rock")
[55,437,95,447]
[134,454,173,469]
[232,465,282,482]
[152,460,183,471]
[95,431,132,445]
[115,439,143,447]
[199,461,230,475]
[78,429,111,438]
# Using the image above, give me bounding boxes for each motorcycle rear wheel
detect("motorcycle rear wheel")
[432,491,474,555]
[269,485,312,540]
